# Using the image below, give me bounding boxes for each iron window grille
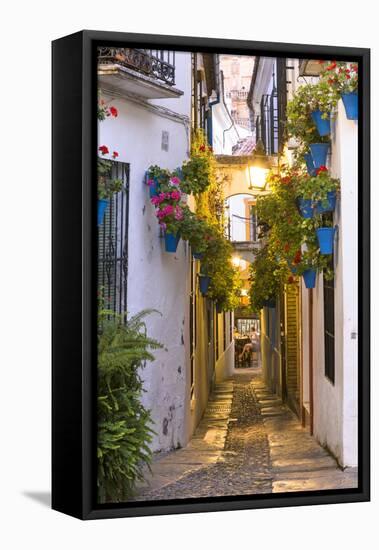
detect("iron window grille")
[255,58,287,155]
[98,161,129,318]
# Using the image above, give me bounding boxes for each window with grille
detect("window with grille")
[98,161,129,317]
[323,265,335,383]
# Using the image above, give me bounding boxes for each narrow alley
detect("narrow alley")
[94,47,360,506]
[133,367,357,501]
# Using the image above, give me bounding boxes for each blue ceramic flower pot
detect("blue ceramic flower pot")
[297,198,314,219]
[98,198,109,226]
[310,143,330,169]
[149,178,159,198]
[304,153,316,176]
[287,260,298,275]
[316,227,335,255]
[302,269,317,289]
[315,191,337,214]
[341,92,358,120]
[311,110,331,136]
[192,251,203,260]
[198,274,211,295]
[164,232,180,253]
[262,298,276,308]
[145,172,159,198]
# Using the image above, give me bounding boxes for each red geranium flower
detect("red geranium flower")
[284,243,290,253]
[112,151,119,159]
[316,165,328,175]
[326,61,337,71]
[199,144,206,152]
[98,145,109,155]
[109,106,118,117]
[294,250,302,264]
[281,176,291,185]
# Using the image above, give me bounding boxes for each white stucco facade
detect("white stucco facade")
[301,100,358,467]
[98,52,236,453]
[99,53,193,452]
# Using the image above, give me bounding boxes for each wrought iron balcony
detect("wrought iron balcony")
[98,47,176,86]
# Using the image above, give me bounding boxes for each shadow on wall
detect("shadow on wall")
[22,491,51,508]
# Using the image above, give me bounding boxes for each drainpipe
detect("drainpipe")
[309,288,314,436]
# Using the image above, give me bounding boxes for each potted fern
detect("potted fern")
[97,299,162,503]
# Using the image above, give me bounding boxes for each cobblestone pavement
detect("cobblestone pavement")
[131,368,357,501]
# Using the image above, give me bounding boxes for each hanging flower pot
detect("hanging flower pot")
[198,274,211,295]
[297,198,314,219]
[302,269,317,289]
[314,191,337,214]
[341,92,358,120]
[164,232,180,253]
[192,251,203,260]
[316,227,335,255]
[97,198,109,226]
[311,110,331,136]
[286,260,298,275]
[303,153,316,176]
[310,143,330,169]
[262,298,276,308]
[145,172,159,198]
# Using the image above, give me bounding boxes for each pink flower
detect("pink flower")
[171,190,181,201]
[165,193,172,199]
[175,206,183,220]
[159,193,166,200]
[164,205,174,216]
[151,196,161,206]
[146,178,155,187]
[157,210,166,219]
[170,176,180,186]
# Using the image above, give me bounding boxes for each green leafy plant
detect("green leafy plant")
[97,302,163,503]
[294,166,340,206]
[286,81,338,145]
[178,209,213,254]
[249,244,287,313]
[98,158,123,199]
[198,225,241,311]
[180,130,216,195]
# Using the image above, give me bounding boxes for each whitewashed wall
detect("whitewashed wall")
[301,99,358,467]
[211,100,240,154]
[98,53,193,452]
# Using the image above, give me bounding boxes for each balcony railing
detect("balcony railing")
[97,47,176,86]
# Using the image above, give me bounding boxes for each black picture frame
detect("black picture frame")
[52,30,370,520]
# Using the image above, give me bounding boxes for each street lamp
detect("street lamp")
[231,255,241,268]
[247,139,271,191]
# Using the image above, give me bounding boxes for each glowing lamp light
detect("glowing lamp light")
[231,255,241,268]
[247,139,271,191]
[248,166,269,189]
